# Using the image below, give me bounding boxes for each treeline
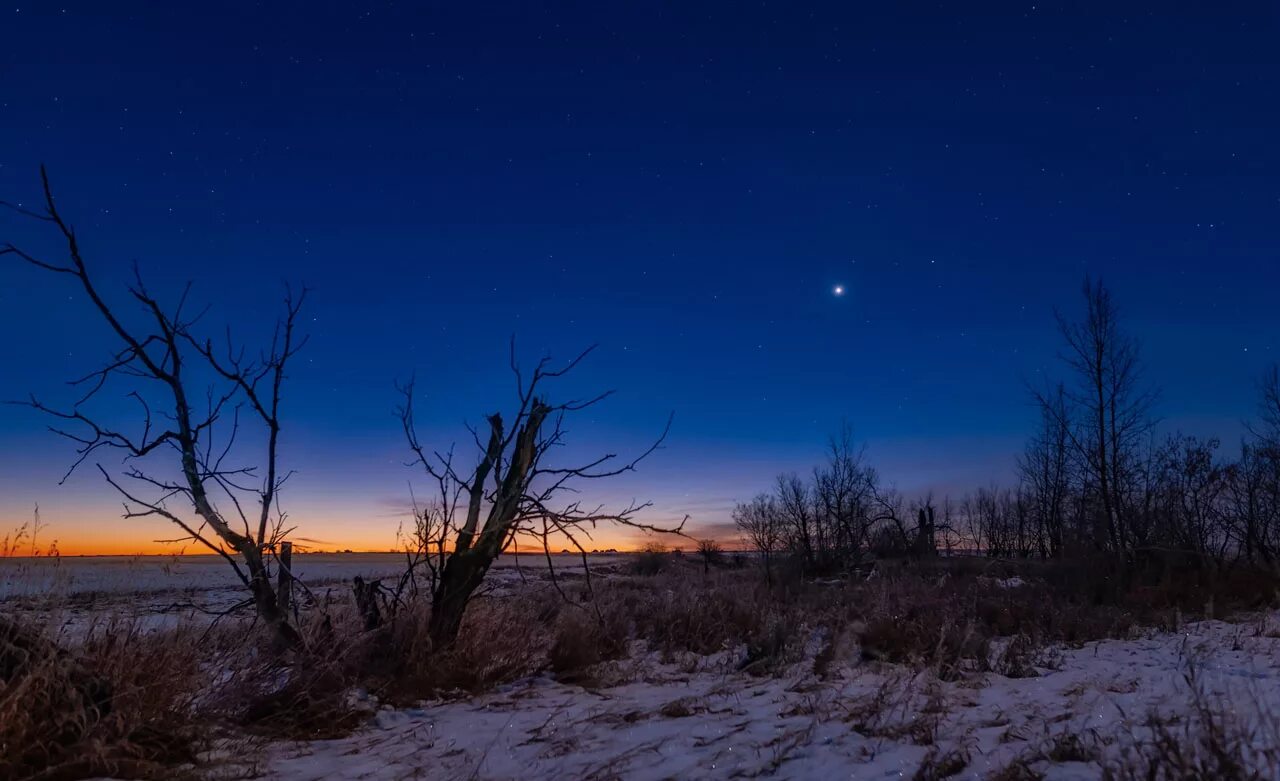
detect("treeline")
[736,278,1280,576]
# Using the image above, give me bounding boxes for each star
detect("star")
[833,285,845,296]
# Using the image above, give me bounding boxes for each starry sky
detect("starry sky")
[1,3,1278,554]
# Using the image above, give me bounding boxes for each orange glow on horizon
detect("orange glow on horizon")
[46,541,672,557]
[4,505,719,558]
[38,529,698,557]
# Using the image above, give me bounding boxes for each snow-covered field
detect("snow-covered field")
[0,552,622,599]
[8,555,1280,778]
[264,614,1280,779]
[0,552,618,633]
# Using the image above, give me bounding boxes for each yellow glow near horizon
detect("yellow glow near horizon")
[1,496,713,557]
[24,523,681,557]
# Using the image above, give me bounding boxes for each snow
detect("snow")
[0,552,617,635]
[0,552,609,600]
[260,613,1280,779]
[16,555,1280,777]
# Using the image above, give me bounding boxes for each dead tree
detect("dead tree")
[733,494,782,585]
[398,343,685,648]
[913,504,937,559]
[1020,383,1072,558]
[1230,366,1280,567]
[696,538,723,574]
[812,423,877,565]
[1258,365,1280,447]
[2,168,306,647]
[1039,276,1156,551]
[775,473,817,570]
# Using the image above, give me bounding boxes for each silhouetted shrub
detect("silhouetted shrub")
[631,543,670,576]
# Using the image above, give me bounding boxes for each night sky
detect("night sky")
[1,3,1278,554]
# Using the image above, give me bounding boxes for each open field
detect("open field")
[0,552,623,632]
[0,552,624,598]
[7,552,1280,780]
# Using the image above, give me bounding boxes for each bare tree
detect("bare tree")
[775,473,817,569]
[1152,434,1229,558]
[391,497,454,608]
[868,482,914,557]
[812,423,877,564]
[738,427,899,575]
[1258,365,1280,447]
[1020,383,1072,558]
[1039,276,1156,551]
[696,538,723,575]
[733,493,782,584]
[912,500,938,559]
[1210,369,1280,568]
[2,168,306,646]
[1227,440,1280,568]
[398,343,684,648]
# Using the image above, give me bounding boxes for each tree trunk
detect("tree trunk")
[426,402,550,649]
[353,576,383,632]
[427,550,492,648]
[241,546,300,649]
[277,541,293,615]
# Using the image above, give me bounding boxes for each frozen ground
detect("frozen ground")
[261,614,1280,780]
[12,556,1280,778]
[0,552,618,633]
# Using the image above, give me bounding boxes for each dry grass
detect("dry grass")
[548,606,629,682]
[356,594,550,701]
[6,552,1280,779]
[414,555,1258,689]
[845,671,948,747]
[1,615,207,781]
[630,543,671,576]
[986,760,1045,780]
[913,746,969,780]
[216,616,371,741]
[0,608,371,779]
[1103,666,1280,780]
[591,569,799,659]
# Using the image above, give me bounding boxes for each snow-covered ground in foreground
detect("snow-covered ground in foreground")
[263,614,1280,780]
[13,556,1280,777]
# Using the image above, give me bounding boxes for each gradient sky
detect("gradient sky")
[1,3,1278,554]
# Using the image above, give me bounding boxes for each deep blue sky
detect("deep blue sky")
[1,3,1277,552]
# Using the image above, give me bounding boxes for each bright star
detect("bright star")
[833,285,845,296]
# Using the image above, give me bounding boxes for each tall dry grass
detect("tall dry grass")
[1,615,207,780]
[1103,661,1280,780]
[5,552,1280,779]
